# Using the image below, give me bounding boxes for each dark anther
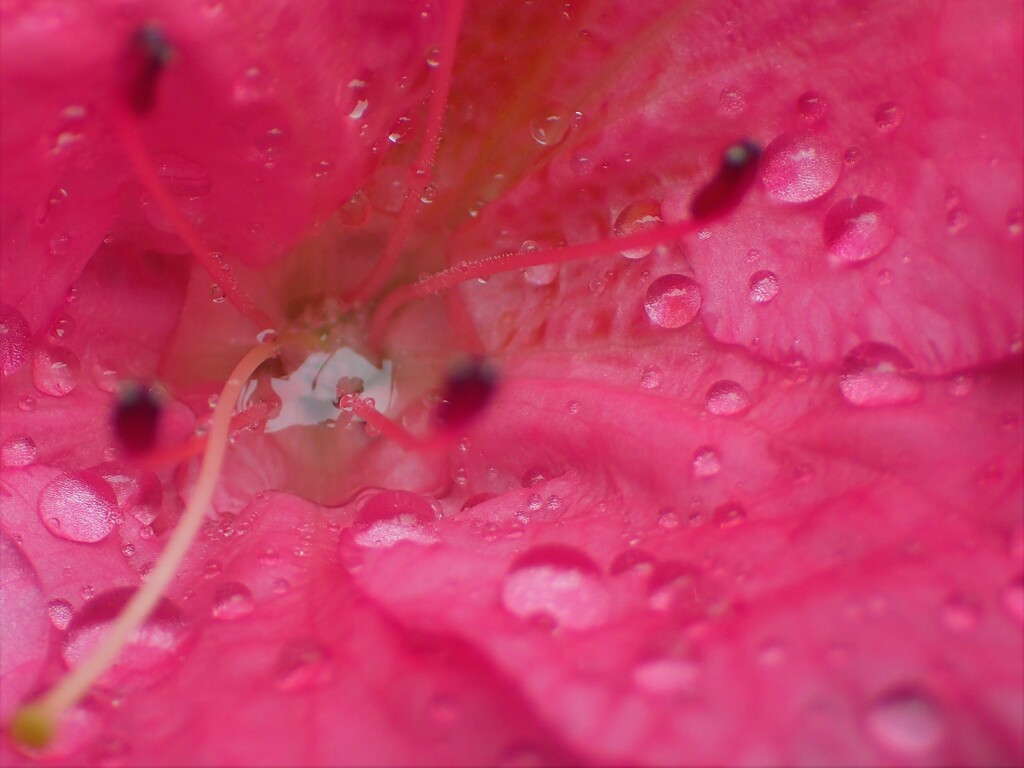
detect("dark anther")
[125,23,175,115]
[113,382,163,455]
[689,139,762,222]
[435,358,497,430]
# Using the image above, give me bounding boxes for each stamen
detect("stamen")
[348,0,467,303]
[347,396,422,452]
[124,23,174,115]
[689,139,761,222]
[435,357,496,430]
[113,381,163,456]
[11,343,279,750]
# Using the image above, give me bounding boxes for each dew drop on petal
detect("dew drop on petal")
[530,106,570,146]
[873,101,905,133]
[0,304,31,377]
[797,91,828,123]
[352,490,438,548]
[647,561,703,613]
[614,199,663,259]
[32,346,80,397]
[38,471,119,543]
[865,687,943,755]
[691,446,721,478]
[211,581,255,620]
[713,502,747,528]
[705,380,750,416]
[839,343,922,407]
[47,598,74,630]
[1,434,37,468]
[760,131,841,203]
[62,588,187,689]
[644,275,702,329]
[824,196,896,264]
[92,462,162,525]
[275,637,331,691]
[749,270,779,304]
[640,366,662,389]
[501,546,611,630]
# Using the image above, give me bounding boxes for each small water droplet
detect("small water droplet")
[387,115,414,144]
[339,191,369,227]
[797,91,828,122]
[211,581,255,620]
[691,446,721,478]
[843,147,862,165]
[275,637,331,691]
[718,87,745,116]
[47,314,74,342]
[839,343,922,407]
[38,471,118,543]
[32,346,80,397]
[640,365,662,389]
[62,588,187,690]
[705,380,750,416]
[501,546,610,630]
[824,196,896,264]
[713,502,747,528]
[865,686,943,755]
[47,598,74,630]
[945,207,969,234]
[256,328,277,344]
[760,131,841,203]
[873,101,905,133]
[351,490,438,547]
[254,126,291,160]
[614,200,663,259]
[566,400,580,415]
[530,106,570,147]
[749,270,779,303]
[644,274,702,329]
[425,46,441,67]
[209,284,226,303]
[1,434,37,467]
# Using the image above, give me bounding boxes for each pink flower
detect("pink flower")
[2,0,1022,765]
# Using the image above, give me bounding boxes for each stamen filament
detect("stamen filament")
[349,0,467,303]
[11,343,279,750]
[350,398,423,452]
[112,110,274,330]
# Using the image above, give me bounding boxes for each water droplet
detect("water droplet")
[797,91,828,122]
[253,126,291,160]
[705,380,750,416]
[865,686,943,755]
[256,328,277,344]
[47,598,74,630]
[640,365,662,389]
[1002,577,1024,624]
[614,200,663,259]
[387,115,414,144]
[610,548,655,576]
[339,191,369,227]
[713,502,747,528]
[501,546,610,630]
[843,147,862,165]
[155,153,211,197]
[530,106,570,147]
[351,490,437,548]
[18,396,36,412]
[718,87,745,116]
[749,270,779,303]
[1007,207,1023,236]
[633,657,700,696]
[38,471,118,543]
[839,343,922,407]
[873,101,905,133]
[691,446,721,478]
[211,581,255,620]
[760,131,841,203]
[824,196,896,264]
[941,593,980,632]
[644,274,702,329]
[945,207,969,234]
[32,346,80,397]
[657,508,680,529]
[425,46,441,67]
[275,637,331,691]
[1,434,37,467]
[647,561,703,613]
[62,588,187,690]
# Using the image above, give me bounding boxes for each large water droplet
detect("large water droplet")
[705,380,750,416]
[749,270,779,303]
[644,274,702,329]
[501,546,611,630]
[824,196,896,264]
[62,588,188,690]
[211,581,255,620]
[38,471,119,543]
[0,304,31,376]
[275,637,331,691]
[530,106,570,146]
[839,343,922,407]
[691,446,721,478]
[1,434,37,467]
[614,200,663,259]
[92,462,162,525]
[351,490,438,548]
[865,686,943,755]
[32,346,80,397]
[760,131,841,203]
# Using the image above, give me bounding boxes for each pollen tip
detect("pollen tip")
[435,357,497,430]
[689,138,762,222]
[11,704,55,750]
[113,381,163,456]
[125,22,175,115]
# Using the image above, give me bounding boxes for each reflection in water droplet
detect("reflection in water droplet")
[62,588,188,690]
[502,546,610,630]
[691,446,721,478]
[32,346,81,397]
[824,196,896,264]
[873,101,905,133]
[38,471,119,543]
[352,490,437,548]
[865,687,943,755]
[749,270,779,303]
[48,598,74,630]
[275,637,331,691]
[633,657,700,696]
[644,274,702,329]
[705,380,750,416]
[2,434,37,467]
[839,343,922,407]
[530,106,570,147]
[760,132,841,203]
[0,304,31,376]
[211,581,255,620]
[614,200,663,259]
